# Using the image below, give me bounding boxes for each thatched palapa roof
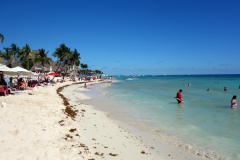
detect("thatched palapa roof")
[31,58,58,72]
[0,57,6,65]
[30,58,67,73]
[6,58,22,68]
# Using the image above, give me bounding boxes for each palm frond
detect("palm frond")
[0,34,4,44]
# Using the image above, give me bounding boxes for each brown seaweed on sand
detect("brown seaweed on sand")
[63,134,73,141]
[57,82,86,120]
[69,128,77,132]
[109,153,118,156]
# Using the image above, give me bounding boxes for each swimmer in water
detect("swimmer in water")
[231,95,237,108]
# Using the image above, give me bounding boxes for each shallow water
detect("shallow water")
[80,75,240,160]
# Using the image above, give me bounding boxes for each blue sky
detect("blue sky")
[1,0,240,75]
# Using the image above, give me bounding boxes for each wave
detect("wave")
[126,78,139,81]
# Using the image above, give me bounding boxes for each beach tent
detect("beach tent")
[0,64,19,75]
[11,66,32,76]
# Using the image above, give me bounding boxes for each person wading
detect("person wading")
[176,89,185,104]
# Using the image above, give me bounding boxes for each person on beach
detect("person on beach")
[207,89,209,91]
[231,95,237,108]
[84,83,89,89]
[224,87,227,91]
[176,89,185,104]
[9,77,13,87]
[44,74,49,84]
[188,83,192,86]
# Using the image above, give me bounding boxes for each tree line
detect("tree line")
[0,40,103,75]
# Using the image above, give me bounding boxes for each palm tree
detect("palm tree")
[81,63,85,74]
[81,63,88,74]
[21,44,33,70]
[10,43,19,58]
[0,34,4,44]
[34,48,50,73]
[85,64,88,74]
[84,64,88,74]
[52,43,70,73]
[69,49,81,71]
[2,47,12,60]
[0,50,4,57]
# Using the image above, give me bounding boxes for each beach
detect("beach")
[0,79,207,160]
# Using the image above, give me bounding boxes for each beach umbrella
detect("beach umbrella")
[48,72,59,76]
[0,64,19,75]
[87,74,92,76]
[11,66,32,76]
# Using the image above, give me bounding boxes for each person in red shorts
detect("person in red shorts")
[176,89,185,104]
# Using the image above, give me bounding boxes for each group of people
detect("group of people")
[0,73,56,95]
[176,89,238,108]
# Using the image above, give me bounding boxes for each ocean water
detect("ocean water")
[82,75,240,160]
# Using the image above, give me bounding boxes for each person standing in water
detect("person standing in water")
[176,89,185,104]
[224,87,227,91]
[231,95,237,108]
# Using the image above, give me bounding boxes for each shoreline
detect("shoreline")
[79,82,221,159]
[60,81,208,160]
[0,80,208,159]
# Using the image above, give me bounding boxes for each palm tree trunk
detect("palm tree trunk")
[27,58,29,70]
[42,61,45,73]
[55,62,62,73]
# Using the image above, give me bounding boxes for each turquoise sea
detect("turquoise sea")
[82,75,240,160]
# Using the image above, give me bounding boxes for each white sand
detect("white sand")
[0,80,208,160]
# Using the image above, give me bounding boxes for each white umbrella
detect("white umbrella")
[0,64,19,75]
[12,66,32,76]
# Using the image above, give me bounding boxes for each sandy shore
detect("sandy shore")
[0,79,208,160]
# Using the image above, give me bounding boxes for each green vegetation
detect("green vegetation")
[52,43,81,75]
[0,34,3,44]
[20,44,34,70]
[81,63,88,74]
[2,47,12,60]
[34,48,50,73]
[0,42,103,75]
